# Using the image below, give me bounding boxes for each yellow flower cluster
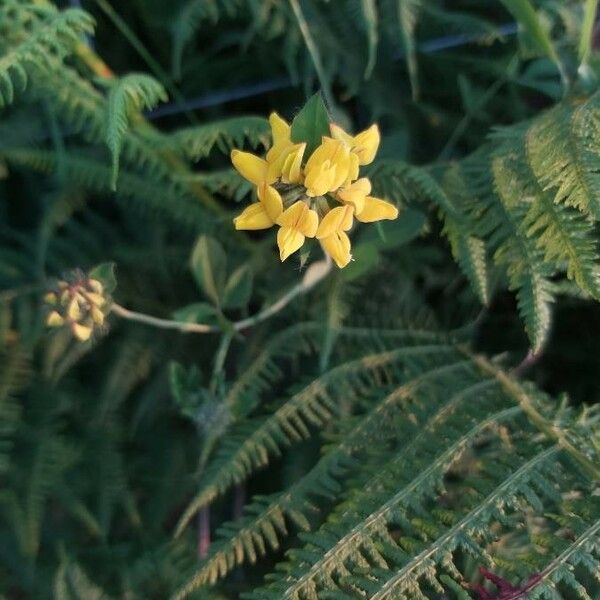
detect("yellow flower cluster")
[45,275,108,341]
[231,113,398,268]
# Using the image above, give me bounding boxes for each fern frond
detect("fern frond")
[173,358,476,597]
[174,341,457,538]
[54,559,111,600]
[0,148,212,232]
[527,96,600,219]
[105,73,168,189]
[0,6,94,107]
[490,155,554,352]
[169,117,269,161]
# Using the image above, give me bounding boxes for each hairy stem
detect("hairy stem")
[111,256,332,335]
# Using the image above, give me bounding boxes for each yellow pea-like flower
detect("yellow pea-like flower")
[91,305,105,325]
[47,311,64,327]
[231,149,275,185]
[336,177,371,214]
[276,201,319,261]
[72,322,93,342]
[86,292,106,308]
[268,112,290,146]
[233,203,274,230]
[67,297,82,321]
[265,112,297,181]
[88,279,104,295]
[330,123,381,166]
[304,138,352,196]
[355,196,399,223]
[304,159,337,197]
[233,184,283,230]
[257,183,284,221]
[280,143,306,184]
[316,205,354,268]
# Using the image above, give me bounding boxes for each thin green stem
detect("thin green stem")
[111,256,332,335]
[288,0,335,110]
[209,332,233,394]
[579,0,598,66]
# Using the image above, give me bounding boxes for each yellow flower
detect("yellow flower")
[276,201,319,261]
[279,143,306,184]
[231,149,276,186]
[336,177,371,214]
[265,113,303,182]
[316,205,354,268]
[304,137,352,196]
[355,196,399,223]
[269,112,290,146]
[72,323,93,342]
[330,123,380,166]
[46,311,64,327]
[233,184,283,230]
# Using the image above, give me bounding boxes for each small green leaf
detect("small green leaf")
[172,302,219,325]
[88,262,117,294]
[169,361,202,406]
[190,236,227,305]
[168,361,204,421]
[290,92,330,156]
[222,265,253,310]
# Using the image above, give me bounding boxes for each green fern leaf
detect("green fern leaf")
[105,73,168,190]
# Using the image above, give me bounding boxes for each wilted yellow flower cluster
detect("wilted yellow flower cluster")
[231,113,398,268]
[45,274,108,341]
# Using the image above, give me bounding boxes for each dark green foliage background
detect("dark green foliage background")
[0,1,599,598]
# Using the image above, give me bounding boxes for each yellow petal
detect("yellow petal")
[304,160,336,197]
[317,205,353,239]
[352,124,380,165]
[67,298,82,321]
[269,112,290,145]
[233,203,274,230]
[304,137,332,173]
[345,152,360,185]
[337,177,371,213]
[330,152,351,191]
[281,143,306,184]
[356,196,399,223]
[46,311,64,327]
[88,279,104,294]
[86,292,105,307]
[305,138,350,191]
[277,227,305,261]
[266,142,291,175]
[257,183,283,222]
[329,123,354,146]
[231,150,272,185]
[321,231,352,268]
[277,201,319,237]
[72,323,93,342]
[91,305,105,325]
